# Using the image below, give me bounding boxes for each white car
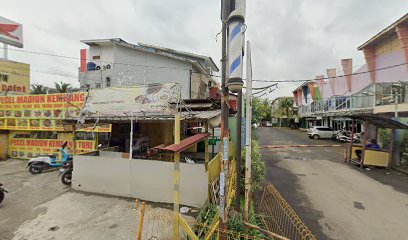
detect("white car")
[307,126,334,140]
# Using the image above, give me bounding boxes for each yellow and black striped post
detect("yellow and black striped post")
[173,113,181,239]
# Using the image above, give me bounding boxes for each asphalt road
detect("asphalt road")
[256,127,408,240]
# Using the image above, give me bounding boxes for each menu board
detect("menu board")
[0,92,111,132]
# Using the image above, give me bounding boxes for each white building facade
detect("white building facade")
[78,38,219,99]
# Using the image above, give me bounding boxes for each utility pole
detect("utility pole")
[235,89,242,211]
[3,43,8,59]
[244,40,252,225]
[227,0,246,218]
[219,0,231,237]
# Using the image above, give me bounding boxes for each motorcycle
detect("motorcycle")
[0,183,7,204]
[335,130,361,143]
[58,159,73,185]
[27,150,72,174]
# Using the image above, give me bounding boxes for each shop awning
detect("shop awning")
[161,133,211,153]
[349,114,408,129]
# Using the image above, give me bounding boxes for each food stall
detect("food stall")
[0,92,111,160]
[347,114,408,167]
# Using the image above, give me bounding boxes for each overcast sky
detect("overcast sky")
[1,0,407,99]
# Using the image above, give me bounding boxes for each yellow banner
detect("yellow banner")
[0,92,111,132]
[0,60,30,94]
[8,138,95,159]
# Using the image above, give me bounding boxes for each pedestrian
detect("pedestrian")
[355,139,381,160]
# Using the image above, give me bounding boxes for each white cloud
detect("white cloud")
[0,0,407,99]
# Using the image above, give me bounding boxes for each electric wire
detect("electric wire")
[2,47,407,84]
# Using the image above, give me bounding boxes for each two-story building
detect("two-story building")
[294,13,408,131]
[78,38,219,99]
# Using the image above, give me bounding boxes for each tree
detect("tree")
[30,84,48,94]
[278,97,294,119]
[54,81,72,93]
[251,97,266,123]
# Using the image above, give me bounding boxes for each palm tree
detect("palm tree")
[30,84,48,94]
[278,97,294,126]
[55,82,72,93]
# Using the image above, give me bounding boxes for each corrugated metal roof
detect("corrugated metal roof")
[161,133,211,152]
[67,110,221,123]
[350,114,408,129]
[181,110,221,120]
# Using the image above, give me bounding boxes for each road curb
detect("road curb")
[390,166,408,175]
[259,144,344,149]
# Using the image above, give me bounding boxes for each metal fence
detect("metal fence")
[259,183,317,240]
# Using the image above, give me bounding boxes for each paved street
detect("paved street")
[0,159,194,240]
[256,127,408,240]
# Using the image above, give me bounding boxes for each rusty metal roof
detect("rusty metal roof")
[161,133,211,153]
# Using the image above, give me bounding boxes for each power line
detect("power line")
[251,62,408,83]
[2,47,407,85]
[1,47,213,75]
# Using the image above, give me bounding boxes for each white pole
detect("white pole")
[395,91,399,118]
[3,43,8,60]
[129,115,133,160]
[244,40,252,222]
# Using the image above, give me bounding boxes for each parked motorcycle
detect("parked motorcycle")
[58,159,73,185]
[27,149,72,174]
[0,183,7,204]
[334,130,361,143]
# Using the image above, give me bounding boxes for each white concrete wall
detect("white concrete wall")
[79,44,193,98]
[72,155,208,207]
[113,45,192,98]
[99,151,123,158]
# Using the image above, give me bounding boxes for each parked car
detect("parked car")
[307,126,334,140]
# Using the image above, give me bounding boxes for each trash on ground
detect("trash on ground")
[180,206,190,213]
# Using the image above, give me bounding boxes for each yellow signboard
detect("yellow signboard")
[0,92,111,132]
[8,137,95,159]
[0,59,30,94]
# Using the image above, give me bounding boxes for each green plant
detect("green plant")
[400,131,408,165]
[30,84,48,94]
[227,211,265,238]
[241,139,265,194]
[55,81,72,93]
[378,128,391,149]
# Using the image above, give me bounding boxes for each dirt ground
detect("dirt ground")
[0,159,196,240]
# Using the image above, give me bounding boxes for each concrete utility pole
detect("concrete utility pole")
[226,0,246,218]
[3,43,8,59]
[244,40,252,224]
[235,90,242,211]
[219,0,231,237]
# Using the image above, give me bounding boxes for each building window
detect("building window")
[106,77,111,87]
[95,83,101,88]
